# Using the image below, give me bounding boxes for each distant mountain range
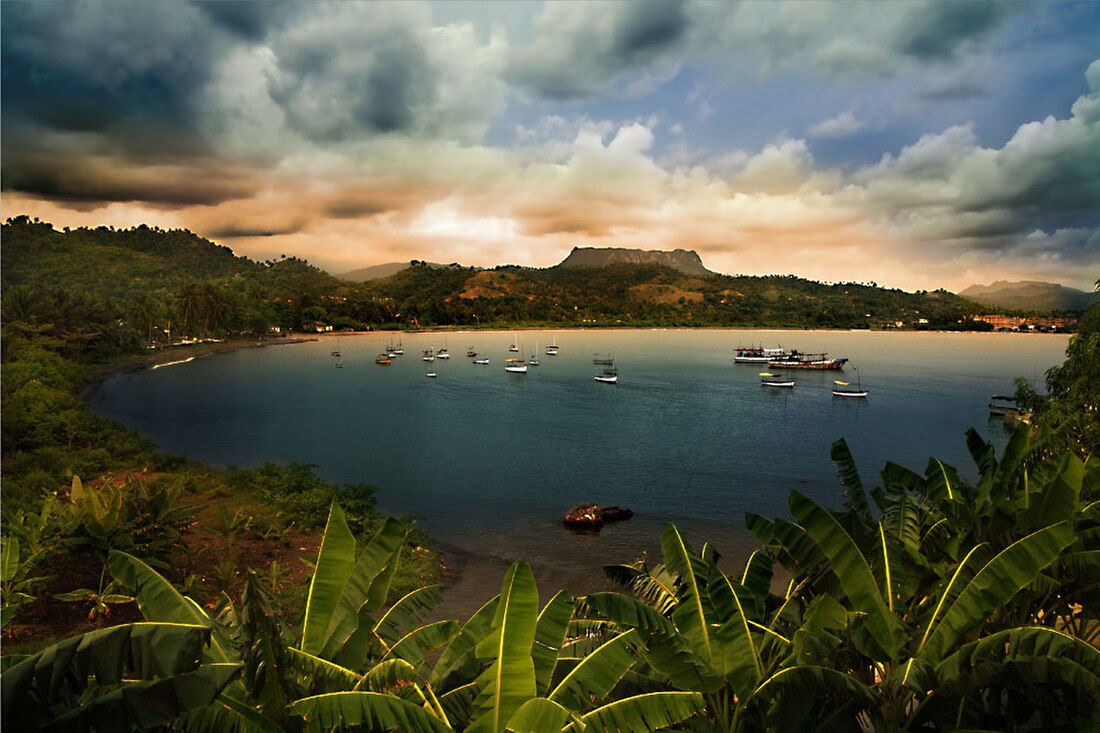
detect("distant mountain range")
[336,247,712,282]
[959,281,1099,312]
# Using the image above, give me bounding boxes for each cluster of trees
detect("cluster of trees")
[4,217,1000,338]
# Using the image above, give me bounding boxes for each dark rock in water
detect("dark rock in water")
[601,506,634,522]
[563,503,632,530]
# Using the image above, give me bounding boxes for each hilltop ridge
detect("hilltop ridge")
[557,246,710,276]
[960,280,1099,312]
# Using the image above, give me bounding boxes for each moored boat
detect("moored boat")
[474,356,490,365]
[504,358,527,373]
[759,372,794,388]
[375,354,392,365]
[735,345,787,363]
[832,368,867,397]
[769,350,847,370]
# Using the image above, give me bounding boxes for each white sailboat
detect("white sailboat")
[528,341,540,366]
[832,367,868,397]
[545,335,559,355]
[594,354,618,384]
[504,358,528,373]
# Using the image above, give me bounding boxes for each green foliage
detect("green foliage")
[226,463,378,533]
[0,621,240,732]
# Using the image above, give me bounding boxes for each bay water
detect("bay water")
[88,329,1068,615]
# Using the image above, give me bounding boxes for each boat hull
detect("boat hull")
[769,358,847,370]
[832,389,868,398]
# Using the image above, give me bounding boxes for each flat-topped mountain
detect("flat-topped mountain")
[959,280,1099,312]
[557,247,710,276]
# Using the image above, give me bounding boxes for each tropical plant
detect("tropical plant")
[1,535,51,630]
[1,622,241,731]
[290,559,705,732]
[739,433,1100,731]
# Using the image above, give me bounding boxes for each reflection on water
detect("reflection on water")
[89,329,1067,617]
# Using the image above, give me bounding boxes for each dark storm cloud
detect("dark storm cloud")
[895,1,1014,61]
[208,222,305,239]
[360,42,425,134]
[1,150,256,207]
[191,0,297,40]
[0,0,242,206]
[267,17,437,142]
[508,0,691,99]
[613,0,689,62]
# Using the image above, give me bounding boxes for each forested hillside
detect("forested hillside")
[4,217,995,336]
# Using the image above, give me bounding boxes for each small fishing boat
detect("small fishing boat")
[759,371,794,388]
[832,368,868,397]
[375,354,392,365]
[504,358,528,373]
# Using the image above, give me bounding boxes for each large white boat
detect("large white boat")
[769,351,847,370]
[734,345,787,363]
[504,358,527,373]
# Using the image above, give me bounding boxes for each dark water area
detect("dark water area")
[88,329,1067,618]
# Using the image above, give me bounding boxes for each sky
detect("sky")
[2,1,1099,292]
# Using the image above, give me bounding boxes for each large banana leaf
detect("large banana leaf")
[918,522,1075,663]
[789,491,902,660]
[660,525,715,666]
[374,584,444,646]
[2,622,238,731]
[108,550,230,660]
[300,502,357,655]
[831,438,873,532]
[386,619,462,668]
[289,691,452,732]
[288,647,362,693]
[937,626,1100,691]
[547,630,641,711]
[532,590,573,696]
[741,665,876,723]
[467,561,539,733]
[1019,452,1083,533]
[708,573,764,697]
[305,508,408,660]
[579,592,674,637]
[571,690,704,732]
[504,698,574,732]
[430,595,500,690]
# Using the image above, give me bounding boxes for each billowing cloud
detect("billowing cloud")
[809,111,864,139]
[2,1,1098,293]
[506,0,693,98]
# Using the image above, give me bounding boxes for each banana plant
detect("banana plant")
[583,524,875,733]
[1,621,240,731]
[109,501,441,731]
[290,559,705,732]
[747,454,1100,731]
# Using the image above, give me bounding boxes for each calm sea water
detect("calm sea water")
[89,330,1067,613]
